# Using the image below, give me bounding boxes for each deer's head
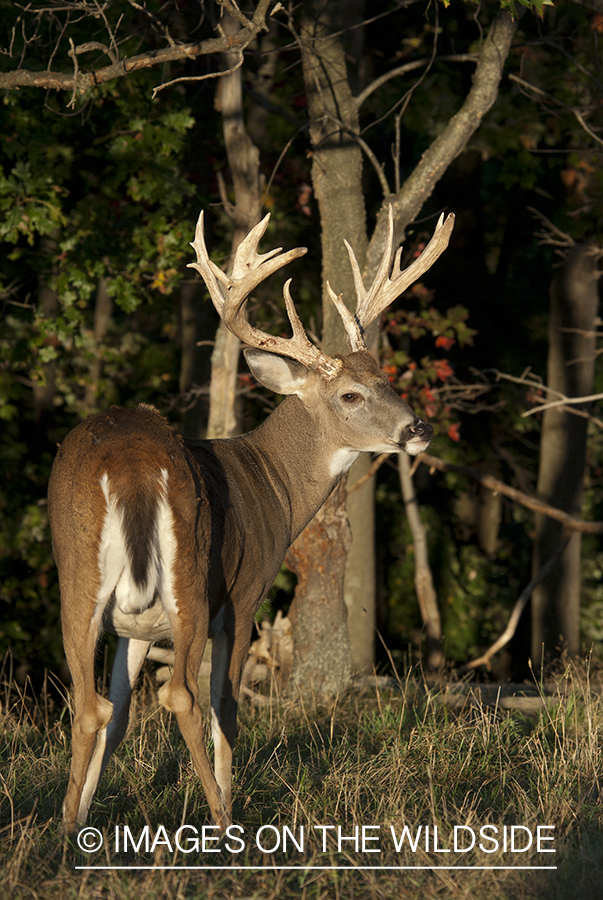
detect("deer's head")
[189,207,455,460]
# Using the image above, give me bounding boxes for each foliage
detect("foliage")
[0,0,602,680]
[381,280,476,444]
[0,69,203,674]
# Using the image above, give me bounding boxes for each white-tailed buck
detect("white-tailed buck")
[48,207,454,832]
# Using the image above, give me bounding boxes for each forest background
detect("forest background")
[1,0,602,692]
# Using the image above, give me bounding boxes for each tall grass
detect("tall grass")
[2,661,603,899]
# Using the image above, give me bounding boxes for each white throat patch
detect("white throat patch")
[328,448,360,479]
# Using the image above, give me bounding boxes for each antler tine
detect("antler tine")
[229,213,285,281]
[189,210,341,377]
[325,281,365,352]
[324,209,397,353]
[224,277,344,376]
[188,210,230,316]
[340,205,397,338]
[383,210,456,307]
[341,206,456,340]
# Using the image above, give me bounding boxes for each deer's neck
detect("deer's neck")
[219,395,357,542]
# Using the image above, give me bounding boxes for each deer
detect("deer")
[48,206,454,833]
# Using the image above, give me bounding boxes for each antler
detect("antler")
[188,212,342,377]
[189,206,454,373]
[326,206,456,352]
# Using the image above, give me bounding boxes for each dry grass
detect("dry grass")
[2,661,603,899]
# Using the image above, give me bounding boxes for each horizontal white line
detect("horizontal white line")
[76,865,558,871]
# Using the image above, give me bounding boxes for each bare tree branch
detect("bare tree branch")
[0,0,272,97]
[366,9,518,280]
[522,391,603,417]
[355,53,480,111]
[347,452,389,492]
[491,365,603,425]
[399,453,443,670]
[528,207,575,248]
[152,50,244,98]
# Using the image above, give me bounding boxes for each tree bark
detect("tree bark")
[292,0,372,681]
[419,450,603,535]
[206,12,264,440]
[531,244,601,665]
[344,454,376,672]
[300,1,367,356]
[289,4,519,683]
[285,479,353,696]
[179,273,214,439]
[0,0,272,97]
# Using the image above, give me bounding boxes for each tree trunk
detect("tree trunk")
[288,0,371,684]
[179,273,213,439]
[300,3,367,356]
[207,11,263,440]
[531,244,600,665]
[344,454,376,672]
[286,479,353,696]
[398,454,443,669]
[288,5,519,684]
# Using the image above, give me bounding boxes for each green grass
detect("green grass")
[2,663,603,899]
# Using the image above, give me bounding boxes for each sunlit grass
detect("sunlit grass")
[2,661,603,899]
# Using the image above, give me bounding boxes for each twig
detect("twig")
[522,391,603,418]
[527,206,574,248]
[0,0,272,98]
[262,123,310,206]
[152,51,244,98]
[359,4,441,140]
[126,0,177,49]
[354,53,480,110]
[491,367,563,401]
[66,37,79,109]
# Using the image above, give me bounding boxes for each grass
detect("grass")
[2,661,603,899]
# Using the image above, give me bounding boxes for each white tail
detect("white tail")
[48,207,454,832]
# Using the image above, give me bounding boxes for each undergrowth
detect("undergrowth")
[1,662,603,899]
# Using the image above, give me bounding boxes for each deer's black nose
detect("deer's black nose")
[409,419,433,440]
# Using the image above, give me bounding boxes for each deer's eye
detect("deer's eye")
[341,392,361,404]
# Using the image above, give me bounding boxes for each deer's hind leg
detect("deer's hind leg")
[76,636,151,825]
[61,595,113,832]
[157,589,230,831]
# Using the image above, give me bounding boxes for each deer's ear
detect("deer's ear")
[244,348,311,395]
